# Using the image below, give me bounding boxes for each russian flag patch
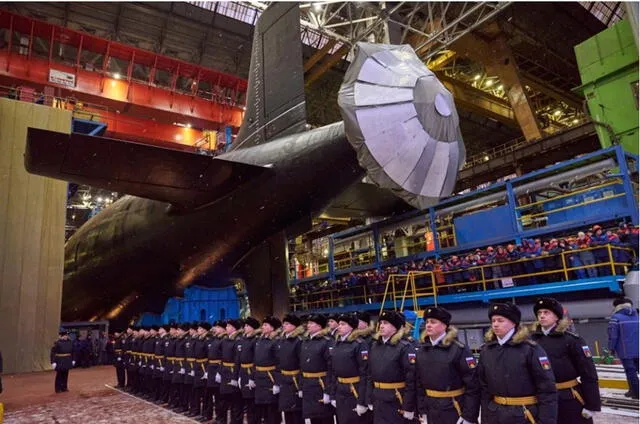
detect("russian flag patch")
[465,357,476,369]
[408,353,416,364]
[361,350,368,361]
[582,346,592,358]
[539,356,551,370]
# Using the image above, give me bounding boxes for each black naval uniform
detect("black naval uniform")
[330,329,370,424]
[162,334,176,404]
[416,327,480,424]
[190,334,210,417]
[531,321,601,423]
[183,335,196,411]
[476,327,558,424]
[113,334,126,388]
[219,330,243,424]
[152,333,168,401]
[204,333,225,422]
[367,330,417,424]
[238,330,260,424]
[278,326,305,424]
[123,334,135,391]
[50,338,75,392]
[171,334,188,409]
[142,334,156,397]
[254,330,281,424]
[131,336,144,394]
[300,328,334,424]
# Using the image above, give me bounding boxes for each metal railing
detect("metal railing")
[289,245,636,312]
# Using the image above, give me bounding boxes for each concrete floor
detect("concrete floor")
[0,366,637,423]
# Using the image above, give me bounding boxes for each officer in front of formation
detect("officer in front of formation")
[475,302,557,424]
[415,306,479,424]
[368,310,416,424]
[50,330,75,393]
[301,314,334,424]
[531,297,601,423]
[278,314,305,424]
[329,313,371,424]
[112,329,126,389]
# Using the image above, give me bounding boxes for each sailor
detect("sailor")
[254,316,282,424]
[142,326,158,399]
[475,302,557,424]
[182,322,199,413]
[219,318,244,424]
[301,314,334,424]
[112,329,126,388]
[170,324,189,411]
[161,324,178,405]
[123,325,135,392]
[368,310,417,424]
[329,313,371,424]
[327,314,339,339]
[531,297,601,423]
[188,322,211,419]
[356,311,375,345]
[239,317,261,424]
[278,314,305,424]
[203,320,226,422]
[415,306,480,424]
[50,330,75,393]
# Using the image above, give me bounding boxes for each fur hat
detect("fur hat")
[198,322,212,331]
[338,313,359,329]
[379,310,405,330]
[488,302,521,325]
[213,320,227,329]
[151,325,160,331]
[613,297,633,307]
[356,311,371,324]
[58,330,68,336]
[180,323,190,331]
[226,319,243,330]
[307,314,327,328]
[326,313,339,323]
[283,314,301,327]
[533,297,564,319]
[189,322,199,330]
[244,317,261,330]
[262,315,282,330]
[423,306,452,326]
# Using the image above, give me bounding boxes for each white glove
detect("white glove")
[272,385,280,394]
[179,367,186,375]
[237,378,242,387]
[72,361,76,366]
[421,414,428,424]
[368,404,374,411]
[247,379,256,389]
[189,370,195,377]
[150,365,154,370]
[160,367,164,372]
[354,404,368,416]
[51,363,57,370]
[322,393,331,404]
[298,390,303,398]
[138,361,142,367]
[331,400,336,408]
[456,418,473,424]
[117,357,122,361]
[215,373,222,383]
[202,372,208,379]
[402,411,414,420]
[229,379,238,387]
[582,409,595,419]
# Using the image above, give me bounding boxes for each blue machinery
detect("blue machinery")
[289,146,639,314]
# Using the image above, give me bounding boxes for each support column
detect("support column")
[0,98,69,373]
[453,29,544,141]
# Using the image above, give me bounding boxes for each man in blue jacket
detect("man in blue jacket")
[608,297,639,399]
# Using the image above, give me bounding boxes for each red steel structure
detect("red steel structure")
[0,10,247,146]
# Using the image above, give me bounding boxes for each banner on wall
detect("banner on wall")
[48,69,76,88]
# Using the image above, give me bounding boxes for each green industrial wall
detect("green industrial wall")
[575,19,639,155]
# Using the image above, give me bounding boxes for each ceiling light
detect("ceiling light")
[97,197,103,202]
[186,123,192,128]
[175,134,183,141]
[554,110,562,116]
[485,80,493,87]
[113,73,121,80]
[313,3,322,12]
[474,74,481,80]
[484,155,490,162]
[572,118,579,124]
[498,85,504,90]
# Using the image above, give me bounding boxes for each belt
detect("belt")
[493,396,537,406]
[125,350,132,354]
[426,388,464,416]
[167,356,178,361]
[374,382,405,390]
[186,358,196,362]
[493,396,537,424]
[338,377,360,384]
[154,354,163,359]
[256,366,276,372]
[223,362,235,367]
[281,369,300,376]
[54,353,71,357]
[208,359,221,364]
[338,376,360,399]
[241,363,255,369]
[114,349,123,353]
[302,372,327,378]
[556,379,585,406]
[196,358,207,363]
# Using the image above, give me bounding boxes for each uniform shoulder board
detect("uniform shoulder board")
[399,339,411,346]
[565,331,580,339]
[525,339,537,346]
[453,340,465,348]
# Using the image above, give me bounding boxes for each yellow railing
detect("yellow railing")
[516,179,623,211]
[289,245,635,312]
[334,250,376,270]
